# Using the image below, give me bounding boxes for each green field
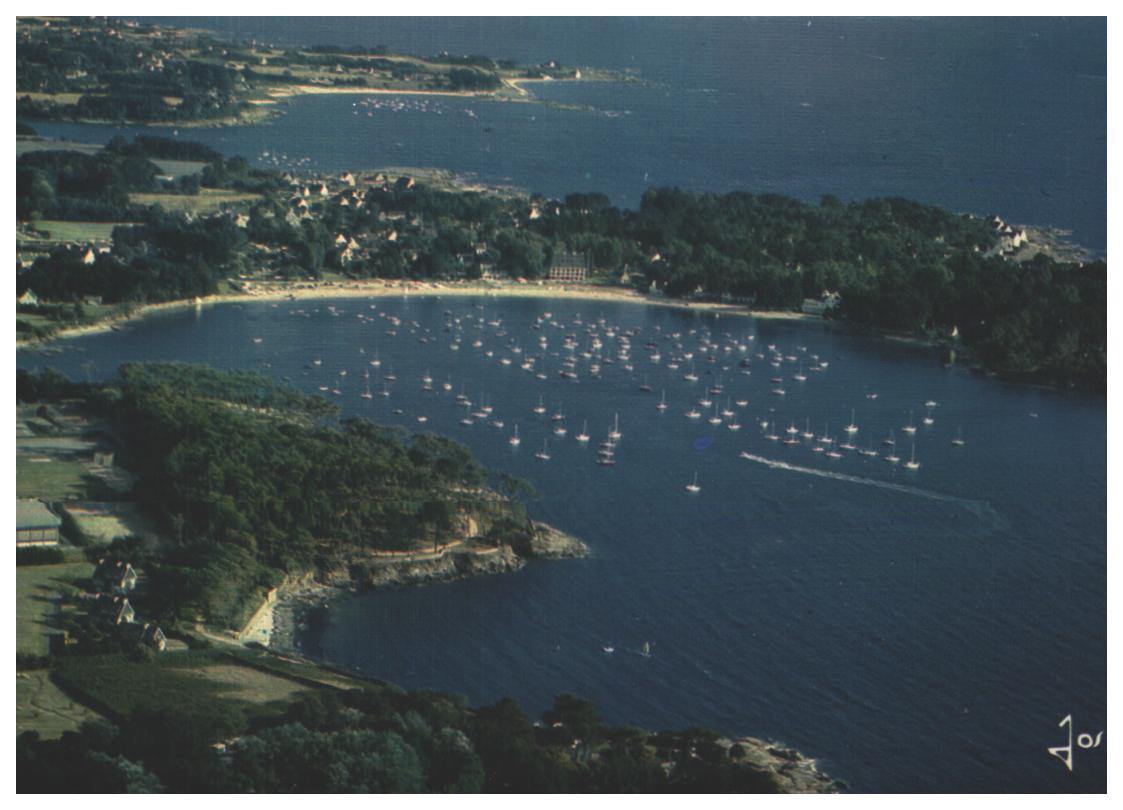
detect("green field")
[129,189,260,214]
[17,670,104,740]
[16,561,95,656]
[25,220,130,244]
[53,651,317,725]
[17,457,92,500]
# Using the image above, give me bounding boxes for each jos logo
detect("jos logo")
[1047,714,1104,773]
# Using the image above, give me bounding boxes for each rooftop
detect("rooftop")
[16,499,62,530]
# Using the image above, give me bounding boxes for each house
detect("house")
[801,291,842,316]
[395,175,416,191]
[93,558,138,595]
[135,623,167,651]
[18,288,39,306]
[548,252,589,283]
[93,594,136,626]
[16,499,61,546]
[81,248,97,265]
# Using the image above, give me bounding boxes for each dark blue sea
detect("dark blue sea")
[18,295,1107,792]
[29,17,1106,253]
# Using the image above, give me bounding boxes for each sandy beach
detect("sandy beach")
[17,281,816,347]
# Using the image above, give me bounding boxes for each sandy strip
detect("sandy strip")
[17,283,815,347]
[265,85,501,100]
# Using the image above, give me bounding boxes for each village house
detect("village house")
[548,252,589,283]
[16,499,62,546]
[93,558,138,595]
[801,290,842,316]
[134,622,167,651]
[92,594,136,626]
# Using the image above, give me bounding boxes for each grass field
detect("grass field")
[17,457,92,500]
[17,671,104,740]
[129,189,261,214]
[16,562,95,656]
[25,220,130,244]
[53,651,317,726]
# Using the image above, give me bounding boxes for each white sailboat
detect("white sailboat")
[905,444,920,470]
[951,427,966,447]
[534,439,551,461]
[533,395,546,415]
[360,371,373,399]
[509,423,521,447]
[903,410,917,435]
[685,471,701,493]
[656,390,669,411]
[845,409,859,434]
[575,420,591,443]
[608,413,622,441]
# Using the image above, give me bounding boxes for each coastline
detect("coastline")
[16,281,817,349]
[258,529,842,794]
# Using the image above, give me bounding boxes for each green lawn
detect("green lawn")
[53,651,317,726]
[26,220,130,243]
[17,670,104,740]
[129,189,260,214]
[17,457,92,500]
[16,561,95,656]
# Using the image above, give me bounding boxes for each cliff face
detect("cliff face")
[317,522,588,591]
[336,545,526,589]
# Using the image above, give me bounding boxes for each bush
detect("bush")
[17,546,66,566]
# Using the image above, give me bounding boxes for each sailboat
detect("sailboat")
[533,395,546,415]
[802,418,814,440]
[792,364,807,382]
[575,420,591,443]
[608,413,622,441]
[902,410,917,435]
[656,390,669,411]
[685,471,701,493]
[922,406,935,426]
[905,444,920,470]
[639,375,652,392]
[509,423,521,447]
[360,371,373,399]
[708,403,723,425]
[845,409,859,434]
[534,439,551,461]
[951,427,966,447]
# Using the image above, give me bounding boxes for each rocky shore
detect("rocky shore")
[269,522,588,656]
[723,736,846,793]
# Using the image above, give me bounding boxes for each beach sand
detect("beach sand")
[17,282,815,347]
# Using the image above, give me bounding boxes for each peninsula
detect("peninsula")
[16,16,618,127]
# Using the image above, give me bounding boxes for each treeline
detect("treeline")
[103,134,222,163]
[19,210,248,304]
[16,148,160,221]
[65,364,528,628]
[17,679,783,793]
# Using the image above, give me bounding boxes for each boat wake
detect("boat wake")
[738,451,1003,523]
